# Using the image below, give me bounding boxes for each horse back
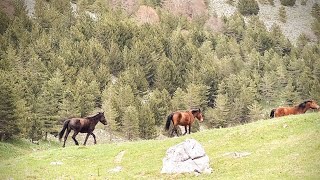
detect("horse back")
[275,106,297,117]
[172,111,193,126]
[69,118,89,131]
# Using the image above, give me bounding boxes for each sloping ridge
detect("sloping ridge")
[1,112,319,179]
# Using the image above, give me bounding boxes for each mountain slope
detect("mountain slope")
[1,112,319,179]
[209,0,317,43]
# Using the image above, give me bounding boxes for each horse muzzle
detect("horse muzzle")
[313,105,320,110]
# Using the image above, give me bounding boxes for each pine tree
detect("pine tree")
[237,0,260,16]
[28,118,43,143]
[59,86,78,118]
[248,100,264,122]
[148,89,171,126]
[95,64,111,91]
[259,72,277,106]
[309,81,320,103]
[15,99,32,138]
[102,85,119,133]
[278,6,287,23]
[224,12,245,41]
[238,78,259,122]
[37,70,64,139]
[139,104,156,139]
[155,54,178,95]
[270,24,291,56]
[102,82,136,131]
[118,66,149,96]
[215,35,230,58]
[0,72,20,140]
[312,3,320,21]
[198,42,219,107]
[24,54,49,110]
[106,42,124,76]
[73,79,95,117]
[296,66,314,99]
[185,83,209,109]
[280,0,296,6]
[280,79,299,106]
[312,19,320,40]
[123,106,139,140]
[171,88,188,110]
[0,11,10,35]
[207,93,230,128]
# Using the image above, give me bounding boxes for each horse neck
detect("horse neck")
[188,111,197,120]
[88,115,101,124]
[295,104,308,113]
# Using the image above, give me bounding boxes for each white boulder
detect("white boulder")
[161,139,212,174]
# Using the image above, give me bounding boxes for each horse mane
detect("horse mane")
[191,108,201,114]
[298,100,313,109]
[86,112,102,120]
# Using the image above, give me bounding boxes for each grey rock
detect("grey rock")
[161,139,212,174]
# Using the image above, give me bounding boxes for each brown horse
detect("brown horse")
[165,108,204,136]
[270,100,320,118]
[58,112,107,147]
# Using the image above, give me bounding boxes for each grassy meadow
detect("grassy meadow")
[0,113,320,179]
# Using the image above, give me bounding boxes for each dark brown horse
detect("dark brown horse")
[165,108,204,136]
[270,100,320,118]
[58,112,107,147]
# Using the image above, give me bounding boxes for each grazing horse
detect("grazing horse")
[58,112,107,147]
[165,108,204,136]
[270,100,320,118]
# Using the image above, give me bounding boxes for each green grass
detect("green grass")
[1,113,320,179]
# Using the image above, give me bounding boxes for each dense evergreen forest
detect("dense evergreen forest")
[0,0,320,141]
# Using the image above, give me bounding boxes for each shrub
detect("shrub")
[0,11,10,34]
[280,0,296,6]
[237,0,260,16]
[312,3,320,21]
[279,6,287,23]
[268,0,275,6]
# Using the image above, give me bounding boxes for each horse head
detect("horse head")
[191,108,204,122]
[98,112,108,125]
[306,100,320,110]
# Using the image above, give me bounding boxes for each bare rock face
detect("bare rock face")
[161,139,212,174]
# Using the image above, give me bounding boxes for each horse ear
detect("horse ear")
[191,109,200,114]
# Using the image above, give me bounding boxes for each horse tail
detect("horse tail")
[270,109,276,118]
[165,113,174,131]
[58,119,70,141]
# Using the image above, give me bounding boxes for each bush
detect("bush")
[268,0,275,6]
[280,0,296,6]
[0,11,10,34]
[279,6,287,23]
[237,0,260,16]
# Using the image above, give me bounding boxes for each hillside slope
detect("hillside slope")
[18,0,318,43]
[210,0,317,43]
[1,113,320,179]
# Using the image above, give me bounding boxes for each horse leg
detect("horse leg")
[63,128,71,147]
[91,133,97,144]
[72,131,79,145]
[83,133,90,146]
[170,126,175,137]
[183,126,187,135]
[189,125,191,134]
[174,126,179,137]
[171,125,179,137]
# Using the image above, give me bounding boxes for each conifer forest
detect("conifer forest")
[1,0,320,141]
